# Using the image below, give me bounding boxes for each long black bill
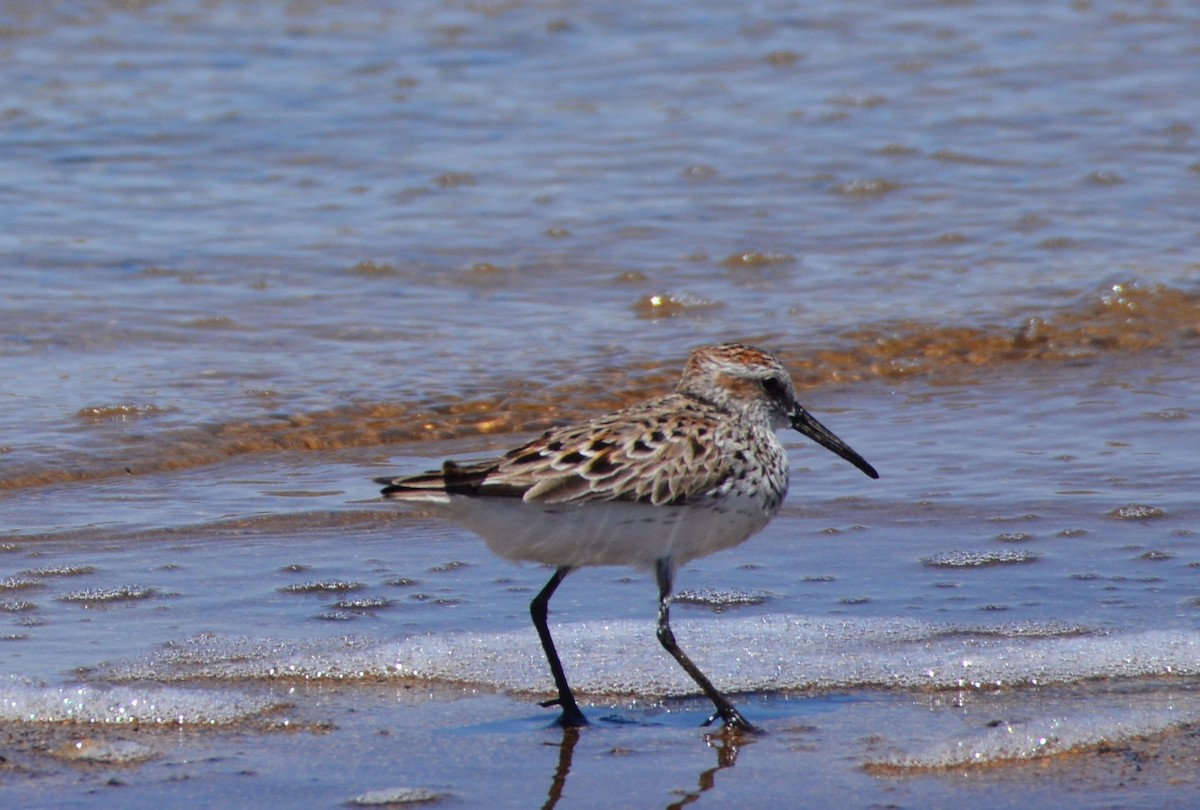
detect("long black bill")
[791,406,879,479]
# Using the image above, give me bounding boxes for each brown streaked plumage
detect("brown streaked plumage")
[377,343,878,731]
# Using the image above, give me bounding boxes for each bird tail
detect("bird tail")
[376,461,492,497]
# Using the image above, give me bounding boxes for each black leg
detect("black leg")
[654,558,756,732]
[531,566,588,727]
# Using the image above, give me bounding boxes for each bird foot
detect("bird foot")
[539,697,589,727]
[703,707,758,734]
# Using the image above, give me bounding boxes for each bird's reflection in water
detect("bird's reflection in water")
[540,724,751,810]
[664,731,746,810]
[540,725,581,810]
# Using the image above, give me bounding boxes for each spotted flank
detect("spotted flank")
[383,397,776,508]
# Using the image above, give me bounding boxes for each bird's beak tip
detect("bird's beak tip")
[790,407,879,481]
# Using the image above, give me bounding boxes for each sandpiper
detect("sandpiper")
[377,343,878,731]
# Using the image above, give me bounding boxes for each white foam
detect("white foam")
[871,702,1200,769]
[93,615,1200,698]
[348,787,447,806]
[0,681,286,725]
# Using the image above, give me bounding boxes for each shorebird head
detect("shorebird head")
[679,343,879,479]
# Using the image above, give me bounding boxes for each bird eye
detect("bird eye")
[760,376,785,397]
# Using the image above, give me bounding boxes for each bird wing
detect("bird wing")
[378,395,738,507]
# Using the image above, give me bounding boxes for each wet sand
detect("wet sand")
[3,651,1200,809]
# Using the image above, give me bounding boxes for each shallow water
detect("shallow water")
[4,0,1200,487]
[4,358,1199,806]
[2,0,1200,807]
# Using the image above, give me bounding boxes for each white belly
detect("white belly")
[409,493,778,570]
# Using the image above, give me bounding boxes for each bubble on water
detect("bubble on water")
[405,593,462,607]
[1147,408,1188,421]
[632,293,722,319]
[993,533,1035,543]
[835,178,901,197]
[921,550,1038,568]
[278,580,366,595]
[75,403,176,423]
[333,597,395,611]
[1110,504,1166,520]
[20,565,96,577]
[0,681,286,725]
[0,577,43,592]
[673,588,769,610]
[722,251,797,268]
[58,585,155,603]
[348,787,446,806]
[317,611,358,622]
